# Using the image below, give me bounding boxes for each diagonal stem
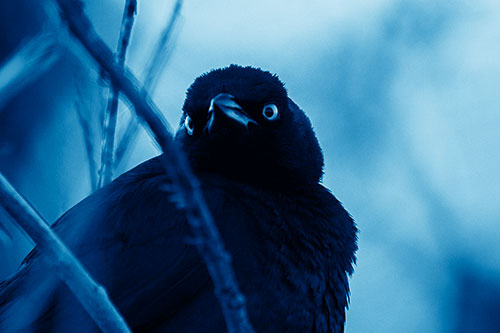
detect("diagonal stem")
[0,174,131,332]
[55,0,254,331]
[97,0,137,188]
[114,0,182,169]
[0,32,61,112]
[75,88,99,191]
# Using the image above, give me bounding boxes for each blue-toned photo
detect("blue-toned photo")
[0,0,499,332]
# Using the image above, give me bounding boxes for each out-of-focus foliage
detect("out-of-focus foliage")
[1,0,499,332]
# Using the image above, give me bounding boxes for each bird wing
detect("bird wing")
[0,155,214,331]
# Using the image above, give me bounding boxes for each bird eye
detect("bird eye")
[184,115,194,135]
[262,104,279,121]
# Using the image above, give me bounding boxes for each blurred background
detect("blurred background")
[1,0,500,332]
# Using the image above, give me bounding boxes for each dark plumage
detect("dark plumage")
[0,65,357,332]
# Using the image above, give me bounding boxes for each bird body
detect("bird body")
[0,65,357,332]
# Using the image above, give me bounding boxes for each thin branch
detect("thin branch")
[114,0,182,168]
[75,82,98,191]
[143,0,182,91]
[0,204,37,247]
[97,0,137,188]
[0,173,131,332]
[113,115,139,165]
[54,1,254,332]
[0,32,61,111]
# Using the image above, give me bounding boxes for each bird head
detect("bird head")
[175,65,324,186]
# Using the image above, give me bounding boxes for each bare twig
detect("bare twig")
[97,0,137,188]
[113,115,139,165]
[0,32,61,111]
[143,0,182,91]
[114,0,182,168]
[55,0,254,331]
[0,173,131,332]
[75,82,98,191]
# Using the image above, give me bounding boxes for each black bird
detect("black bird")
[0,65,357,332]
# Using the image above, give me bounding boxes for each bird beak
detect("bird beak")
[206,93,257,134]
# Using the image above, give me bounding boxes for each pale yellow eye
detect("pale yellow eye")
[185,115,194,135]
[262,104,279,121]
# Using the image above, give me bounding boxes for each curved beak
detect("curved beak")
[206,93,257,134]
